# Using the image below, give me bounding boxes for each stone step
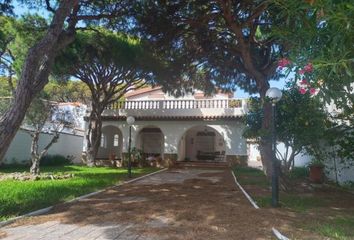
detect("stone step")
[175,161,229,168]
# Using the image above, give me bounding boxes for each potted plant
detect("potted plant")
[308,159,325,183]
[109,151,116,167]
[131,147,143,167]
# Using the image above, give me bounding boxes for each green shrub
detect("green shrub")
[40,154,73,166]
[288,167,309,179]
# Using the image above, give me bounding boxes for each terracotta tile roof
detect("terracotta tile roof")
[57,102,83,107]
[124,86,234,99]
[124,86,163,98]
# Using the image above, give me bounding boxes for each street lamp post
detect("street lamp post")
[265,87,282,207]
[126,116,135,178]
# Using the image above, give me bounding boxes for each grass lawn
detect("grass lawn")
[0,165,158,221]
[233,166,354,240]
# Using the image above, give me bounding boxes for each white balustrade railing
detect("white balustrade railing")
[106,99,243,110]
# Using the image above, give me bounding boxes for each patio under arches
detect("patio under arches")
[178,125,226,162]
[136,126,165,160]
[97,125,123,160]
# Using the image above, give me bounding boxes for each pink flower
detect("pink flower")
[299,88,307,94]
[300,79,308,85]
[298,69,305,75]
[309,88,316,95]
[304,63,313,73]
[278,58,291,68]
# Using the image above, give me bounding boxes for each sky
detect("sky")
[13,1,50,18]
[12,2,287,99]
[235,78,286,98]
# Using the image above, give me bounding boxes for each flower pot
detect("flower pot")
[309,165,324,183]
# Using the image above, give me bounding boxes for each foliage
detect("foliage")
[0,77,13,114]
[0,76,14,95]
[271,0,353,113]
[8,14,48,75]
[242,98,265,141]
[0,0,13,16]
[131,147,145,167]
[54,29,160,165]
[308,158,325,167]
[0,0,134,163]
[24,93,77,175]
[288,167,309,179]
[54,29,159,84]
[40,154,73,166]
[43,80,91,104]
[325,124,354,167]
[277,58,353,177]
[131,0,297,177]
[0,165,158,220]
[24,93,53,128]
[132,0,290,96]
[243,86,328,171]
[0,14,48,79]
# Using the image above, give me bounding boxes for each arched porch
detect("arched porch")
[178,125,226,162]
[136,126,164,160]
[97,125,123,160]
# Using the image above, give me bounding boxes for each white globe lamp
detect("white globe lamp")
[126,116,135,125]
[266,87,282,104]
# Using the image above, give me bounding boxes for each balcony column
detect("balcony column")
[241,99,248,113]
[158,101,163,109]
[162,127,180,167]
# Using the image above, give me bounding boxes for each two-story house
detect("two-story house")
[83,87,248,167]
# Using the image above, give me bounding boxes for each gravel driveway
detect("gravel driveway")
[0,168,279,240]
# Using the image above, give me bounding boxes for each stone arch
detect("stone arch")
[135,125,165,159]
[178,125,226,162]
[97,125,123,159]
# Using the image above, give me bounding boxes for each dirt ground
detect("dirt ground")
[4,167,348,239]
[0,168,291,240]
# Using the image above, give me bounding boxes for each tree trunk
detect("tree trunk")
[258,84,273,178]
[30,156,41,175]
[0,0,77,163]
[30,132,40,175]
[86,109,103,167]
[29,130,60,175]
[86,146,97,167]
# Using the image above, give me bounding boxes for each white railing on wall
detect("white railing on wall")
[106,99,243,110]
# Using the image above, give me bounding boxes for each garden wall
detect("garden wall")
[247,142,354,185]
[3,128,84,164]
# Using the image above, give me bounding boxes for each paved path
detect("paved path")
[0,168,276,240]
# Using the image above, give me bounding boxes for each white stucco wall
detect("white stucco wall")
[83,119,247,160]
[247,142,311,167]
[247,142,354,185]
[4,129,84,164]
[325,158,354,185]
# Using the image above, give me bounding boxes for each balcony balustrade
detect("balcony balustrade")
[106,99,243,110]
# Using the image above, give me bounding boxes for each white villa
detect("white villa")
[83,87,249,167]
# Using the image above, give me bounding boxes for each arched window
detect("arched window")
[100,134,106,148]
[113,134,119,147]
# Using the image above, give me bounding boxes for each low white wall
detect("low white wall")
[247,142,311,167]
[4,129,83,164]
[322,145,354,185]
[248,142,354,185]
